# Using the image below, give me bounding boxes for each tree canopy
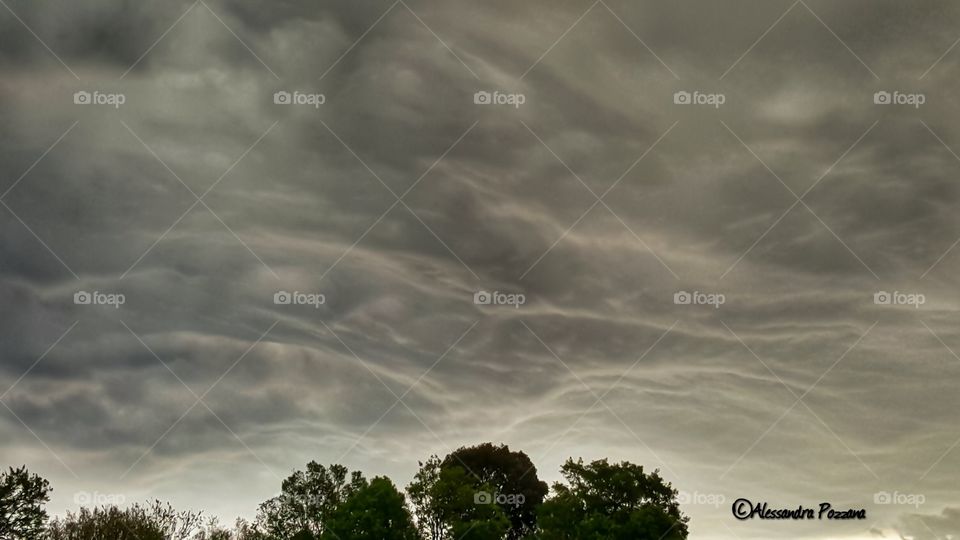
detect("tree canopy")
[537,458,689,540]
[322,476,418,540]
[0,465,51,539]
[46,501,203,540]
[440,443,547,540]
[255,462,366,539]
[3,444,690,540]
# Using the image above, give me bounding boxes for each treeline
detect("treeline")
[1,442,689,539]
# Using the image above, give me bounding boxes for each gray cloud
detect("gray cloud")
[895,507,960,539]
[2,1,960,538]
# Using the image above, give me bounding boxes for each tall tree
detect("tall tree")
[441,443,548,539]
[322,477,418,540]
[0,465,51,539]
[406,455,445,540]
[431,466,509,540]
[537,458,688,540]
[255,462,366,539]
[407,458,510,540]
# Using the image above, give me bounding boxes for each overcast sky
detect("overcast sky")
[2,1,960,538]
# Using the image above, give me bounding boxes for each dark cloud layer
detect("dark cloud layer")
[3,1,960,538]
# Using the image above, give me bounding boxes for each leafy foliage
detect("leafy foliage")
[322,477,418,540]
[45,500,203,540]
[408,455,512,540]
[406,456,445,540]
[255,462,366,539]
[0,465,51,539]
[3,447,691,540]
[537,459,689,540]
[430,466,509,540]
[441,443,548,540]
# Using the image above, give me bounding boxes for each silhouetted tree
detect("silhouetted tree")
[230,518,269,540]
[441,443,548,539]
[0,465,51,539]
[191,518,270,540]
[407,456,510,540]
[537,458,688,540]
[322,477,417,540]
[193,517,241,540]
[406,455,445,540]
[46,506,163,540]
[255,462,366,539]
[46,500,202,540]
[431,466,509,540]
[0,448,693,539]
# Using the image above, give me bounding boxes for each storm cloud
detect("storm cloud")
[2,1,960,538]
